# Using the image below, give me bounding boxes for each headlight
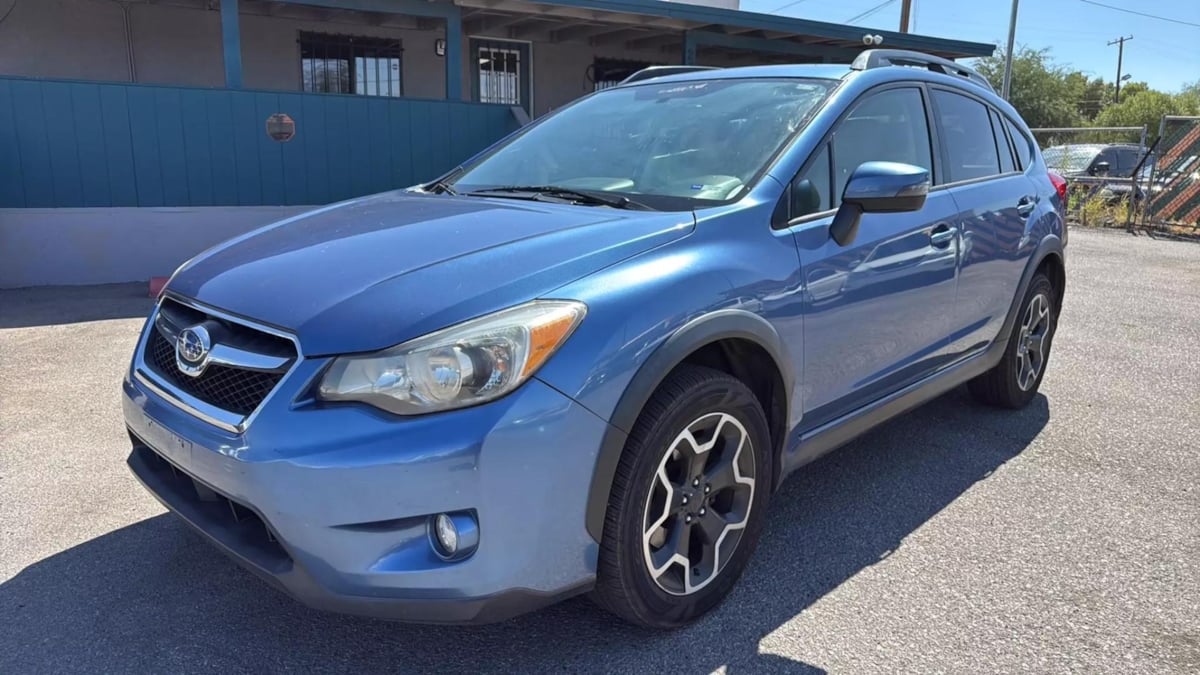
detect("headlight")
[317,300,586,415]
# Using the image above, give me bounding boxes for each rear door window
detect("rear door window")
[932,89,1001,183]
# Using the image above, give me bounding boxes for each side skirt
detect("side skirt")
[779,339,1006,480]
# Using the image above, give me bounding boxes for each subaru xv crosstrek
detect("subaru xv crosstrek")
[123,50,1067,628]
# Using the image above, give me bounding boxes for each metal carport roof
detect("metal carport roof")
[463,0,996,60]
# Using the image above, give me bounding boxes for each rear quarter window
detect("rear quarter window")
[989,110,1016,174]
[1005,119,1034,169]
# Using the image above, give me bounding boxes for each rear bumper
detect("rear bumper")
[122,369,610,624]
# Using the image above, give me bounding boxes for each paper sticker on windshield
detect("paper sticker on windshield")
[636,81,731,100]
[691,184,705,190]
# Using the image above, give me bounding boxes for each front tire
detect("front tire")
[969,272,1057,408]
[591,365,772,628]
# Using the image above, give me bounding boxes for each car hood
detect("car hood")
[168,191,694,355]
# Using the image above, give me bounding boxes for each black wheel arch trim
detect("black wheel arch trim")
[584,309,796,543]
[1000,235,1065,346]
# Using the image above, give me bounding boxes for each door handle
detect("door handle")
[1017,195,1038,216]
[929,223,955,248]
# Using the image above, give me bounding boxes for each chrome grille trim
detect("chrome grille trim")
[134,370,245,433]
[155,311,291,373]
[132,294,304,434]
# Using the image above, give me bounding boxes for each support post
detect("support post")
[1001,0,1019,100]
[1108,35,1132,103]
[682,31,697,65]
[445,11,463,100]
[220,0,244,89]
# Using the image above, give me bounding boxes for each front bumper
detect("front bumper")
[122,366,610,624]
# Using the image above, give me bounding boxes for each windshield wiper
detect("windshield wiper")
[467,185,653,210]
[425,179,458,195]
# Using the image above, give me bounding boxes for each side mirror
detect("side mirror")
[1092,161,1111,176]
[830,161,930,247]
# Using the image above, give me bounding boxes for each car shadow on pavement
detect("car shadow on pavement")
[0,390,1048,674]
[0,283,153,329]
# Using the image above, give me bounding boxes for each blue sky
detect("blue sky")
[739,0,1199,93]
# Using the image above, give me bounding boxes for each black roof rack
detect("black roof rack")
[620,65,721,85]
[851,49,994,93]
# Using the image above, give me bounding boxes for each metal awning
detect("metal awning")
[458,0,995,61]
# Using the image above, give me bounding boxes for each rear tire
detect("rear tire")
[968,272,1057,409]
[591,365,772,628]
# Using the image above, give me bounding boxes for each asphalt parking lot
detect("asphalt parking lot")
[1,228,1197,673]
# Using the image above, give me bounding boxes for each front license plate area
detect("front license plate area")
[141,412,195,465]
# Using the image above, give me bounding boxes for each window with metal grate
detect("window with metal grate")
[300,31,403,97]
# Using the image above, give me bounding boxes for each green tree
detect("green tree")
[974,47,1082,129]
[1064,71,1112,121]
[1117,81,1150,101]
[1176,80,1200,115]
[1096,90,1197,142]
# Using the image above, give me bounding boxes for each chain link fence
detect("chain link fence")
[1030,126,1149,228]
[1142,116,1200,233]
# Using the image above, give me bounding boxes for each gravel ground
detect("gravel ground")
[1,228,1197,674]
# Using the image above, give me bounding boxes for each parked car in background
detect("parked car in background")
[1098,161,1158,205]
[122,50,1067,628]
[1042,143,1144,178]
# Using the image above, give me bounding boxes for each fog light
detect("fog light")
[429,511,479,561]
[434,513,458,556]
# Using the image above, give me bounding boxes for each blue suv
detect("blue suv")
[122,50,1066,628]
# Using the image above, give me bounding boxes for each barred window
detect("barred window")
[300,32,403,97]
[477,43,522,105]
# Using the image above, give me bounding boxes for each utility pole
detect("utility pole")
[1001,0,1020,100]
[1108,35,1133,103]
[899,0,912,33]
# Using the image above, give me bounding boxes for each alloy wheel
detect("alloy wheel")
[1015,292,1051,391]
[641,412,756,596]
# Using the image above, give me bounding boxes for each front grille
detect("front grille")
[147,330,284,415]
[142,298,296,418]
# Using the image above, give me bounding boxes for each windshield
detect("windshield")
[447,78,834,209]
[1042,145,1102,173]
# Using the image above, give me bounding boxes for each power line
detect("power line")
[770,0,813,13]
[846,0,898,25]
[1078,0,1200,29]
[0,0,16,26]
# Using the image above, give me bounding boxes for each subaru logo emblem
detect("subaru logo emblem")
[176,325,211,377]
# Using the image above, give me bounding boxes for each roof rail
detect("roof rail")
[620,65,720,85]
[851,49,994,93]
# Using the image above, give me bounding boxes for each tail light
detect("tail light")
[1048,170,1069,244]
[1048,171,1068,204]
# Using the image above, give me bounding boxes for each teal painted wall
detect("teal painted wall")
[0,77,518,208]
